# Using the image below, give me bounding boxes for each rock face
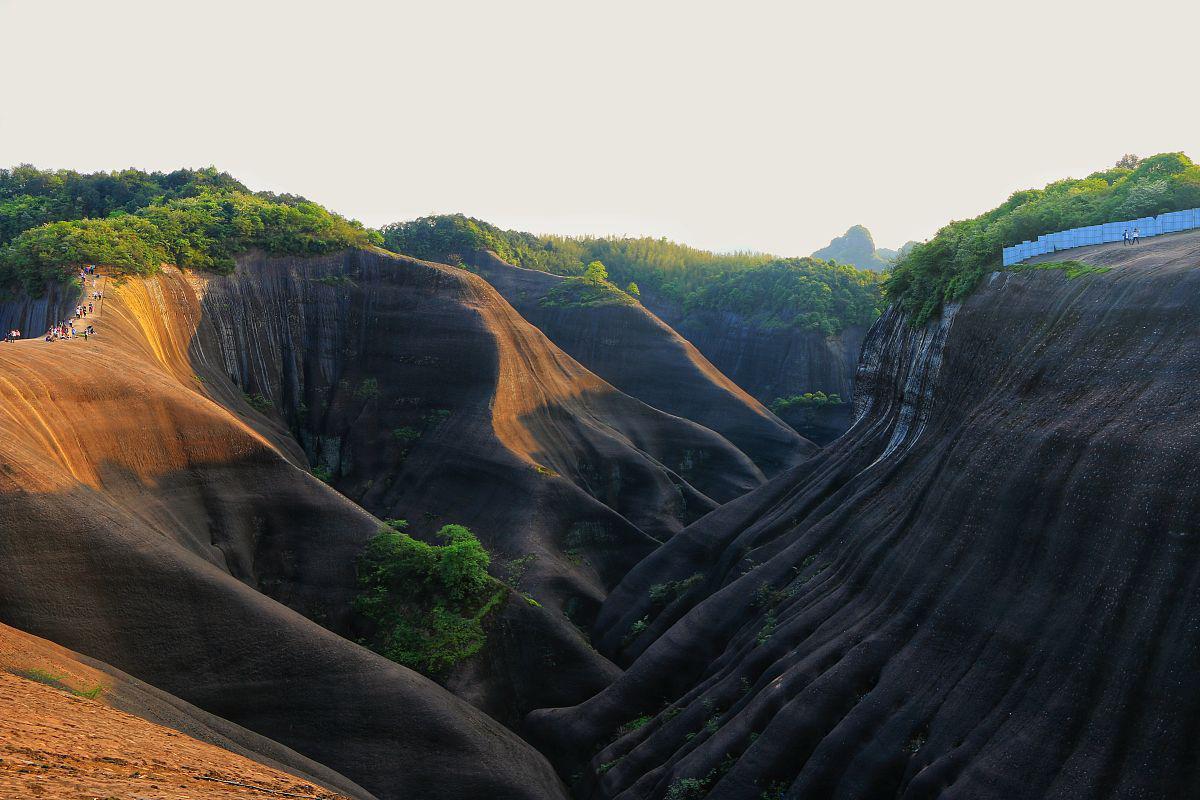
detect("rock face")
[463,249,812,477]
[769,402,853,446]
[0,264,568,800]
[191,250,768,629]
[0,246,786,788]
[530,231,1200,799]
[642,289,866,409]
[0,280,76,335]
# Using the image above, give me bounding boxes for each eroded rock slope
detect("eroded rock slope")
[463,250,811,477]
[531,231,1200,799]
[0,266,567,800]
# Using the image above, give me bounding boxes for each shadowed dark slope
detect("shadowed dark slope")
[189,250,767,626]
[463,250,812,476]
[530,229,1200,799]
[640,289,866,425]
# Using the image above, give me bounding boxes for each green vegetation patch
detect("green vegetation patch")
[1007,259,1112,279]
[0,165,378,293]
[540,261,639,308]
[354,519,505,674]
[648,573,705,605]
[12,667,104,699]
[769,391,844,413]
[379,214,882,334]
[887,152,1200,324]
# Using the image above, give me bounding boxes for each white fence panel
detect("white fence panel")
[1003,206,1200,265]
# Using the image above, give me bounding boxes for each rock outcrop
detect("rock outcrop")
[530,230,1200,799]
[463,249,812,477]
[0,245,792,795]
[642,289,866,415]
[189,250,769,627]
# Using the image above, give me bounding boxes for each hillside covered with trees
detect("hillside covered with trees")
[380,214,883,335]
[887,152,1200,323]
[0,166,378,293]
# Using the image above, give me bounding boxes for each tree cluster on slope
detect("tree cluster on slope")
[887,152,1200,324]
[380,214,883,335]
[354,520,506,674]
[0,165,378,293]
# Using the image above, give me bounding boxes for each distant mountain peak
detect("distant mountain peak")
[812,225,890,271]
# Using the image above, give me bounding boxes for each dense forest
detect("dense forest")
[0,166,377,292]
[380,215,884,334]
[887,152,1200,323]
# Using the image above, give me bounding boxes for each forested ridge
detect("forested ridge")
[1,166,885,337]
[380,214,884,335]
[888,152,1200,323]
[0,165,377,292]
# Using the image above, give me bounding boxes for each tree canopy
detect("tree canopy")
[380,214,883,335]
[0,165,378,293]
[886,152,1200,324]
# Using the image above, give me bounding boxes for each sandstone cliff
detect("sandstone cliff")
[530,230,1200,799]
[463,249,812,476]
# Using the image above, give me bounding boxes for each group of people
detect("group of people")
[44,320,96,342]
[1122,228,1141,245]
[2,266,105,345]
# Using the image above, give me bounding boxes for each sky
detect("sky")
[2,0,1198,255]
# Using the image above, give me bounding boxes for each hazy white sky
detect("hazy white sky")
[1,0,1197,254]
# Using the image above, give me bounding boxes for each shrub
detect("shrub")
[616,714,653,738]
[649,573,704,605]
[354,377,380,400]
[666,776,712,800]
[769,391,844,413]
[622,614,650,646]
[392,426,421,444]
[243,392,273,413]
[354,520,504,673]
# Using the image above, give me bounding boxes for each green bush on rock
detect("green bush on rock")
[354,520,504,674]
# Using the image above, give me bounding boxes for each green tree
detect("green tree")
[584,260,609,282]
[354,520,503,674]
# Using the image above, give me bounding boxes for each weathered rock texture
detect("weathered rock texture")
[641,289,866,417]
[463,249,812,477]
[0,264,568,800]
[189,250,768,631]
[530,231,1200,799]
